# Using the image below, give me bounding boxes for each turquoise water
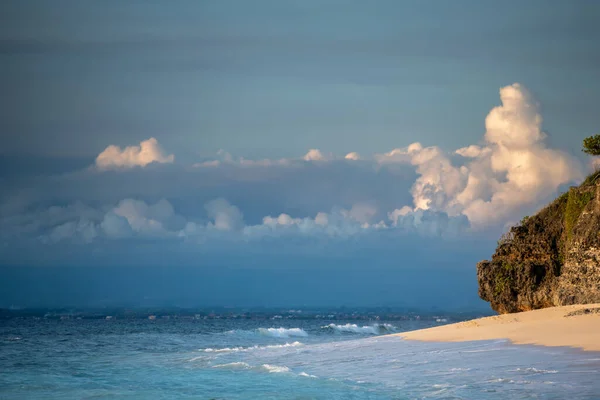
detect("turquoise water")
[1,318,599,399]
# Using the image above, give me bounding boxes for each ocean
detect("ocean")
[1,315,599,399]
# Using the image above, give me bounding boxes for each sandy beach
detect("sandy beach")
[398,304,600,352]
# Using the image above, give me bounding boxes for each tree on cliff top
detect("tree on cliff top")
[582,134,600,156]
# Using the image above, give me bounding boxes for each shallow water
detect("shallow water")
[1,318,599,399]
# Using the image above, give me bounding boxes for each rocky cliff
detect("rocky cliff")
[477,171,600,314]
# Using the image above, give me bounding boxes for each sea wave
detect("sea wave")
[321,323,396,334]
[260,364,291,374]
[512,367,558,374]
[212,362,251,370]
[212,362,292,374]
[223,327,309,338]
[201,341,303,353]
[298,371,318,378]
[257,327,308,338]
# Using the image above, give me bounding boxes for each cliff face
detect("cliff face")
[477,171,600,314]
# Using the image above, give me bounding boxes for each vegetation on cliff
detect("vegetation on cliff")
[582,134,600,156]
[478,167,600,314]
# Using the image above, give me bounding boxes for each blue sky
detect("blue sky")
[2,0,600,158]
[1,1,599,308]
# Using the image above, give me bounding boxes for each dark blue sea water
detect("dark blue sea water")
[1,317,599,399]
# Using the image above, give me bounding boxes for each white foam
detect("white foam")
[513,367,558,374]
[260,364,291,373]
[257,327,308,338]
[322,323,396,334]
[211,361,293,374]
[298,372,318,378]
[201,341,304,353]
[204,346,245,353]
[212,362,251,369]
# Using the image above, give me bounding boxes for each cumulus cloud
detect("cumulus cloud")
[105,198,184,237]
[0,83,586,253]
[455,145,491,159]
[100,212,133,239]
[95,138,174,169]
[243,207,386,239]
[48,219,98,244]
[25,199,189,242]
[303,149,329,161]
[388,208,469,236]
[345,152,361,160]
[2,194,466,249]
[377,83,582,228]
[204,198,244,231]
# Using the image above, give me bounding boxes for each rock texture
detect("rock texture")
[477,171,600,314]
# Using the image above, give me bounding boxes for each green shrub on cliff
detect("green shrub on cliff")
[582,134,600,156]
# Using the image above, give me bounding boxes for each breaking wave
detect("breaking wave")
[257,327,308,338]
[212,362,292,374]
[298,371,318,378]
[260,364,291,374]
[223,327,308,338]
[512,367,558,374]
[212,362,251,370]
[201,341,303,353]
[322,323,396,335]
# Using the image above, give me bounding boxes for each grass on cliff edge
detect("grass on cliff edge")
[519,169,598,236]
[497,169,598,266]
[581,169,600,187]
[565,189,594,241]
[564,169,598,241]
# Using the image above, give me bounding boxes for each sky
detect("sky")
[1,1,599,309]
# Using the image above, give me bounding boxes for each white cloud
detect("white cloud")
[387,206,413,223]
[344,152,361,160]
[95,138,174,169]
[100,212,133,239]
[204,198,244,231]
[0,83,586,249]
[244,208,384,238]
[48,219,98,243]
[376,83,582,228]
[195,157,292,168]
[193,149,294,168]
[1,192,473,248]
[36,199,188,241]
[0,202,102,240]
[388,207,469,236]
[303,149,328,161]
[195,148,344,168]
[455,145,491,158]
[109,198,175,236]
[347,203,377,224]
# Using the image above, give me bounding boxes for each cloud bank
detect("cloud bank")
[0,83,589,258]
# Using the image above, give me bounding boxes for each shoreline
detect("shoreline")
[395,303,600,352]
